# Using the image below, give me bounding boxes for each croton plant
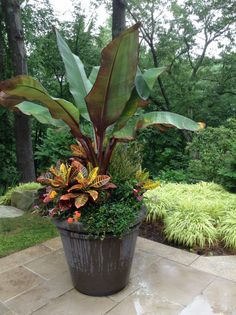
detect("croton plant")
[0,24,203,222]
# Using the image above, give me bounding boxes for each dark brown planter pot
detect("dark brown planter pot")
[53,206,145,296]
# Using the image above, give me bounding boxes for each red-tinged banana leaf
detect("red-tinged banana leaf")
[0,75,82,138]
[16,102,66,128]
[112,89,148,132]
[56,30,91,120]
[85,23,140,132]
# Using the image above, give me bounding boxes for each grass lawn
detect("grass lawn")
[0,213,58,257]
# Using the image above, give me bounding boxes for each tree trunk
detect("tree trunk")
[112,0,126,39]
[1,0,36,182]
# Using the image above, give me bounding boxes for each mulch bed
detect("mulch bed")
[138,221,236,256]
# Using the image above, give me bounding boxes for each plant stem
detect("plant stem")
[97,131,105,169]
[102,138,117,174]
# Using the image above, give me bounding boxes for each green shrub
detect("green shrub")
[164,202,217,248]
[187,124,236,182]
[109,142,143,184]
[137,127,188,177]
[157,169,190,183]
[80,200,140,239]
[0,182,42,205]
[0,110,19,194]
[219,210,236,249]
[35,127,75,172]
[218,143,236,192]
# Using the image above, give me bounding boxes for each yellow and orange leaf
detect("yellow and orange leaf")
[91,175,110,188]
[60,193,79,200]
[87,190,99,201]
[75,193,89,208]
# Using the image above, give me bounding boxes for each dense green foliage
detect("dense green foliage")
[0,213,58,257]
[218,143,236,192]
[109,142,143,183]
[145,182,236,248]
[187,120,236,183]
[35,128,75,172]
[80,199,140,238]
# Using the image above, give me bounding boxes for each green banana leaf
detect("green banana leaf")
[113,111,203,141]
[113,66,166,132]
[16,101,66,127]
[89,66,100,85]
[56,30,91,120]
[135,67,166,100]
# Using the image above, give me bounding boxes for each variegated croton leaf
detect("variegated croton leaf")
[37,159,116,214]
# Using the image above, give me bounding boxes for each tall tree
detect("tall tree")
[112,0,126,39]
[1,0,35,182]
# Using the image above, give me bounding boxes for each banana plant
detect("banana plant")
[0,23,204,174]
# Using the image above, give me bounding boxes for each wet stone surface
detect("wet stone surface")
[0,236,236,314]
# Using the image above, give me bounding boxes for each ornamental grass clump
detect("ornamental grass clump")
[219,210,236,249]
[164,199,217,248]
[145,182,236,248]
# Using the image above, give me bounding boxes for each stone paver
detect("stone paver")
[42,237,62,250]
[31,289,115,315]
[0,205,24,218]
[0,244,52,274]
[0,266,43,302]
[0,302,14,315]
[203,278,236,314]
[0,236,236,314]
[25,249,68,280]
[107,290,184,315]
[131,259,215,306]
[5,272,73,315]
[136,237,199,266]
[190,255,236,282]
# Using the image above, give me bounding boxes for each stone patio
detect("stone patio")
[0,237,236,315]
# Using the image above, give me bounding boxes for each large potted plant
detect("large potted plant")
[0,23,203,296]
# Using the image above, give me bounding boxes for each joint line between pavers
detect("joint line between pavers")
[105,287,140,314]
[4,282,43,304]
[0,245,54,276]
[23,265,49,281]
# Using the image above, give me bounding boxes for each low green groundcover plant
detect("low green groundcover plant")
[0,213,58,257]
[144,182,236,249]
[0,182,42,205]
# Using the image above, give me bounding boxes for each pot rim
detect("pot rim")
[53,204,146,236]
